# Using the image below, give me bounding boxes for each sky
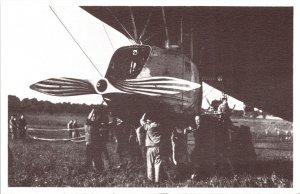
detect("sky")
[2,5,244,109]
[2,6,131,104]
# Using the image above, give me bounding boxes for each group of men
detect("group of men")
[137,98,233,183]
[138,112,205,183]
[81,97,233,183]
[139,112,221,183]
[9,97,232,184]
[9,114,27,140]
[67,119,80,138]
[83,109,164,182]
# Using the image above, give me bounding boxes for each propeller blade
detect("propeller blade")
[114,76,201,96]
[30,77,97,96]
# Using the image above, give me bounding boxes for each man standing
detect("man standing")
[114,121,130,169]
[171,126,188,181]
[18,114,27,139]
[217,98,234,175]
[67,119,74,139]
[72,119,79,138]
[188,114,217,179]
[218,98,232,127]
[140,112,162,183]
[135,125,147,164]
[84,109,107,172]
[9,115,18,140]
[187,114,201,179]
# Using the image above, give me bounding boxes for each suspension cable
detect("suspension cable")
[49,6,103,77]
[102,23,115,50]
[106,8,136,43]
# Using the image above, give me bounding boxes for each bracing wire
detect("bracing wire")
[49,6,103,77]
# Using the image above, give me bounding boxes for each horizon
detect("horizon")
[7,80,247,111]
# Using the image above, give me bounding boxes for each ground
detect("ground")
[8,113,293,187]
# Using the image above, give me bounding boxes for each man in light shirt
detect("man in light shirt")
[140,112,162,183]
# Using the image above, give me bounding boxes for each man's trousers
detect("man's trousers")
[146,146,162,183]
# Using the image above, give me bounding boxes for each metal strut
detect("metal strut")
[129,7,138,43]
[139,12,152,43]
[161,7,170,47]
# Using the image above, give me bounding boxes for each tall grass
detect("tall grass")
[8,113,293,187]
[8,139,292,187]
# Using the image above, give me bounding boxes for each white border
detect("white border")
[1,0,299,194]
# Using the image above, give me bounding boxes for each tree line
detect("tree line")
[8,95,254,118]
[8,95,99,114]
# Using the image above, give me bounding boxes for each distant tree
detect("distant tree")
[43,101,54,114]
[8,95,21,112]
[21,98,31,112]
[9,95,100,114]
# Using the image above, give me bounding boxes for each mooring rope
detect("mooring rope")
[27,127,85,132]
[28,134,85,142]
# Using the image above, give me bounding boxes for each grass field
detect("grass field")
[8,113,293,187]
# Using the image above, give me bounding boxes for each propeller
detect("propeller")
[30,76,201,101]
[115,76,200,96]
[30,77,98,96]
